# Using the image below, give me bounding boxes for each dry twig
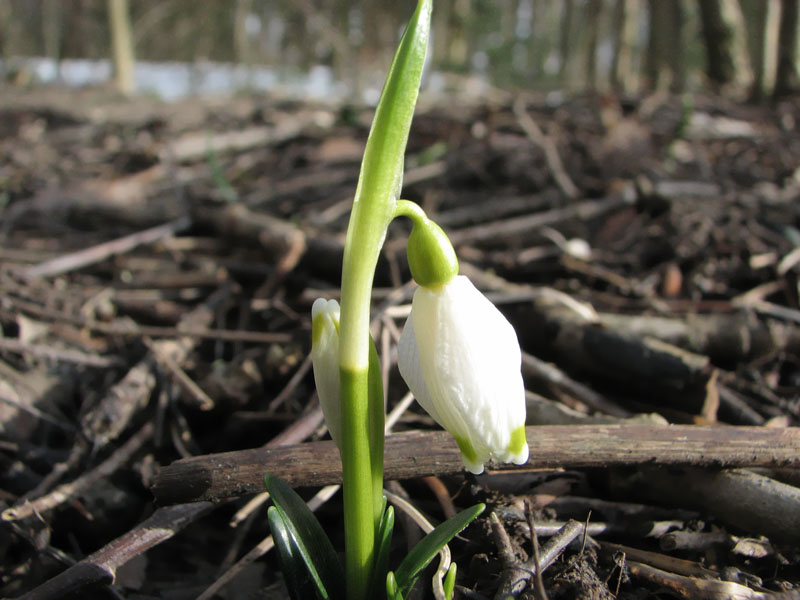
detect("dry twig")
[15,501,213,600]
[152,424,800,504]
[3,422,153,521]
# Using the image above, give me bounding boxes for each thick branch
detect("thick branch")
[16,502,213,600]
[152,424,800,504]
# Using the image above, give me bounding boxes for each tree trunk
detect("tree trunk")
[774,0,800,96]
[452,0,471,68]
[610,0,626,90]
[611,0,642,93]
[585,0,602,90]
[723,0,754,89]
[42,0,62,80]
[432,0,452,67]
[745,0,770,99]
[107,0,135,95]
[558,0,575,80]
[233,0,253,66]
[698,0,753,90]
[0,0,14,64]
[698,0,736,86]
[645,0,685,91]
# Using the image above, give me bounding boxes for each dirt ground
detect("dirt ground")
[1,84,800,599]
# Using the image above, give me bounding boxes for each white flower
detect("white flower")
[398,275,529,474]
[311,298,342,448]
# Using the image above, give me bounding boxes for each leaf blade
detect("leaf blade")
[393,503,485,595]
[368,503,395,599]
[265,474,344,600]
[267,507,319,600]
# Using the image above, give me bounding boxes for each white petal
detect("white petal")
[397,312,442,425]
[311,298,342,448]
[401,276,528,473]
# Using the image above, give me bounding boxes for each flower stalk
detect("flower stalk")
[337,1,431,598]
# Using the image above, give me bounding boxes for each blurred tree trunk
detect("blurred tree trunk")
[698,0,736,86]
[611,0,642,93]
[698,0,752,89]
[610,0,627,91]
[447,0,470,70]
[42,0,62,79]
[645,0,685,91]
[526,0,544,80]
[585,0,602,89]
[558,0,575,80]
[261,2,286,67]
[746,0,768,99]
[774,0,800,96]
[0,0,14,62]
[744,0,779,99]
[432,0,451,66]
[108,0,135,95]
[331,0,356,95]
[233,0,253,66]
[501,0,520,83]
[724,0,754,89]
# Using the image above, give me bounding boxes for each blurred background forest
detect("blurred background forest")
[1,0,798,103]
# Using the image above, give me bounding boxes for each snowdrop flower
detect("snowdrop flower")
[311,298,342,448]
[398,275,529,474]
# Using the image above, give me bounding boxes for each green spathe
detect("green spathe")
[407,217,459,289]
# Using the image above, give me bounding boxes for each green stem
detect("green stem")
[394,199,428,224]
[338,2,431,598]
[339,367,374,600]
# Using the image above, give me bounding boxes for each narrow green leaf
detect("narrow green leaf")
[267,507,318,600]
[368,337,385,529]
[443,562,457,600]
[393,503,485,595]
[368,503,395,599]
[264,474,344,600]
[339,0,433,370]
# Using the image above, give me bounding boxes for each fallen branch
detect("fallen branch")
[495,518,585,599]
[151,424,800,504]
[3,422,154,521]
[14,501,214,600]
[612,466,800,545]
[22,216,191,280]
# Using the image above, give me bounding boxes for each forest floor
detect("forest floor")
[1,83,800,600]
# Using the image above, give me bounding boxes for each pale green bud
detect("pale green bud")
[407,216,459,289]
[311,298,342,448]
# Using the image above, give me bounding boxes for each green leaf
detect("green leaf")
[368,503,395,599]
[264,474,344,600]
[443,562,457,600]
[386,571,403,600]
[268,507,318,600]
[368,336,385,528]
[393,503,485,596]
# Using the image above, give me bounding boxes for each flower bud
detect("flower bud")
[311,298,342,448]
[398,276,528,474]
